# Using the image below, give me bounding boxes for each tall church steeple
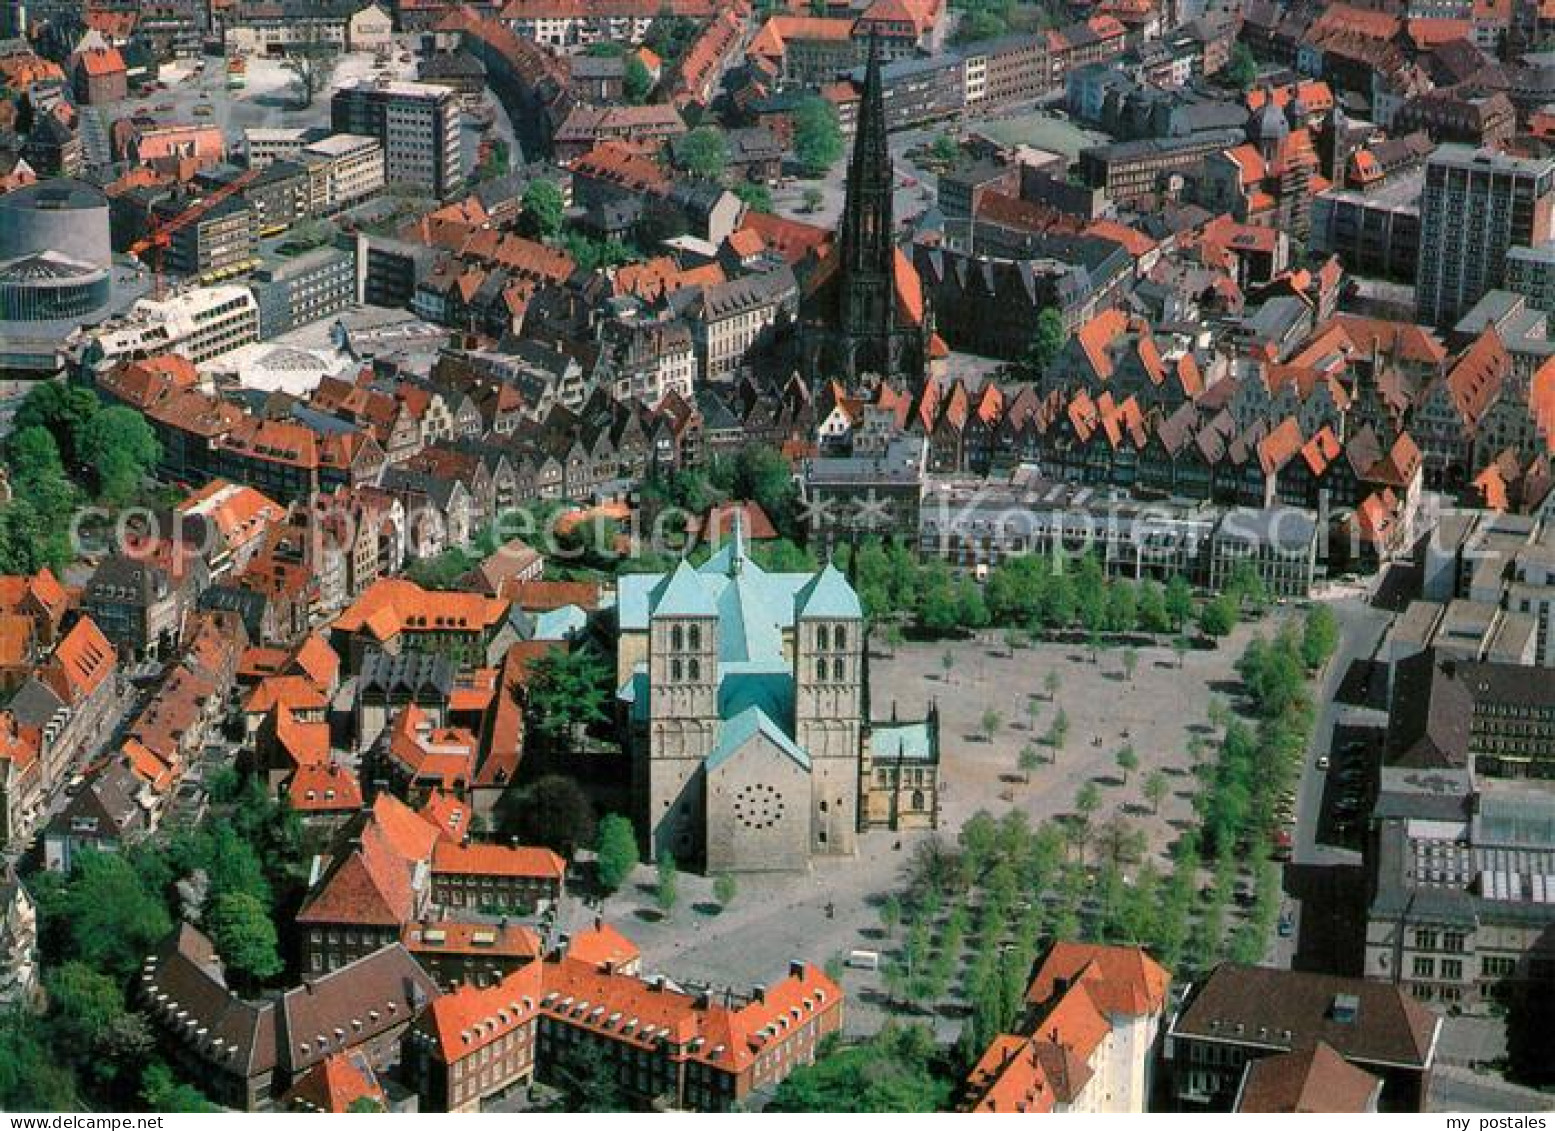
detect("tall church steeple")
[796,34,928,388]
[838,35,895,366]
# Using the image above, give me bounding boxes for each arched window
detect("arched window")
[688,624,701,650]
[671,624,684,651]
[671,658,683,681]
[816,624,829,651]
[688,658,700,681]
[834,625,846,651]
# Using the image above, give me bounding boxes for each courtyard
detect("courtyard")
[567,616,1280,1039]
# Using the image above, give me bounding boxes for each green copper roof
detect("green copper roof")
[870,721,936,762]
[649,559,717,618]
[715,570,787,663]
[718,665,793,725]
[705,705,811,773]
[794,563,863,620]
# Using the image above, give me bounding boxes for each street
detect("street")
[1267,587,1391,973]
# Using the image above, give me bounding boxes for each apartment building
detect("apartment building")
[404,952,842,1112]
[154,194,257,279]
[958,32,1052,112]
[248,244,358,339]
[331,81,463,200]
[1366,754,1555,1008]
[679,266,798,381]
[74,285,260,373]
[301,134,387,214]
[1165,965,1438,1112]
[1416,145,1555,329]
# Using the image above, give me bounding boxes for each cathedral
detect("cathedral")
[799,37,931,387]
[615,524,866,873]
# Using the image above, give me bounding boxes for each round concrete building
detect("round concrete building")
[0,178,112,269]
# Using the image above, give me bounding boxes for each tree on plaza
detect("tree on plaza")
[1137,581,1170,634]
[1198,593,1238,638]
[1094,816,1146,868]
[802,185,824,212]
[713,872,737,908]
[1075,781,1101,823]
[280,23,336,108]
[1121,647,1138,682]
[594,813,640,893]
[1301,605,1339,670]
[1004,628,1026,655]
[1106,582,1137,634]
[793,94,844,176]
[980,708,1001,744]
[1044,669,1061,701]
[878,894,902,936]
[1047,707,1070,756]
[1115,744,1138,786]
[1173,633,1190,669]
[655,851,679,916]
[1144,770,1168,815]
[1024,695,1040,731]
[1226,560,1269,613]
[1018,743,1041,784]
[941,649,955,681]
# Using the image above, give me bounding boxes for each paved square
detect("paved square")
[571,620,1274,1037]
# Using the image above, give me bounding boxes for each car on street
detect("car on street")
[1278,914,1294,937]
[1315,754,1330,770]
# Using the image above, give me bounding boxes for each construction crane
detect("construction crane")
[128,166,261,297]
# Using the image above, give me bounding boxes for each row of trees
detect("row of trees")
[853,538,1209,643]
[833,606,1340,1101]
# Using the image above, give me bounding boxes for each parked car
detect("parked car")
[1315,754,1330,770]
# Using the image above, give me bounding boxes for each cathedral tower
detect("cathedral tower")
[798,36,928,386]
[793,564,864,856]
[646,561,719,862]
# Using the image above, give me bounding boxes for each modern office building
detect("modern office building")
[248,244,358,339]
[330,81,463,199]
[1415,145,1555,329]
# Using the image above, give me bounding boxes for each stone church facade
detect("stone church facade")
[615,526,867,873]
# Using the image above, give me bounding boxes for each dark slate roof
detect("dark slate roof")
[1172,964,1439,1070]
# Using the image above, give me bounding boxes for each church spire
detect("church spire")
[836,35,895,374]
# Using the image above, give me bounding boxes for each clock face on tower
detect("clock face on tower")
[733,782,785,830]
